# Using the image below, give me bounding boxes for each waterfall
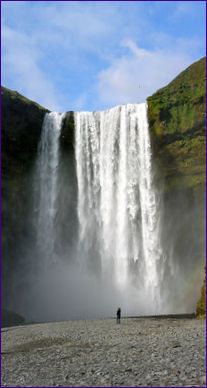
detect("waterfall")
[35,112,65,264]
[75,103,162,299]
[33,104,162,316]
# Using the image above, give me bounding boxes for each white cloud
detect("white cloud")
[2,25,60,111]
[2,1,205,111]
[97,39,194,107]
[2,2,123,111]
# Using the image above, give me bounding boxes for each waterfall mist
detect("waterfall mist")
[7,104,204,323]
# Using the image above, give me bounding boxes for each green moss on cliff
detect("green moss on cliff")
[196,267,206,318]
[157,135,205,191]
[2,86,47,111]
[147,58,206,312]
[148,57,206,137]
[147,57,206,192]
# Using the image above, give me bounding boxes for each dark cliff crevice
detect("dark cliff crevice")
[60,111,75,152]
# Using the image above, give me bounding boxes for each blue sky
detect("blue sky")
[2,1,206,112]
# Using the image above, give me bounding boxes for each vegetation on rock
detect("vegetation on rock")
[147,57,206,192]
[147,57,205,136]
[147,57,206,313]
[196,266,206,318]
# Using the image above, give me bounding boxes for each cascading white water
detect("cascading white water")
[75,103,162,299]
[33,104,162,314]
[35,112,65,264]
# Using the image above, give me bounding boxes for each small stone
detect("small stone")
[172,342,181,348]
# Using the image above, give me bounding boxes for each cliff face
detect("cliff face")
[2,87,48,168]
[2,57,206,320]
[147,57,206,312]
[147,57,205,192]
[2,87,48,314]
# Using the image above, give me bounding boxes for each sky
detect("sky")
[2,1,206,112]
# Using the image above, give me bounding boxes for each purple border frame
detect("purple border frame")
[0,1,206,387]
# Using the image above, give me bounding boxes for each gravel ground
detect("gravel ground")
[1,317,206,387]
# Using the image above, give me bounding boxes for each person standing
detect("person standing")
[116,307,121,324]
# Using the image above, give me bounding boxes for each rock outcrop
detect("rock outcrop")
[147,57,206,312]
[2,87,48,320]
[147,57,205,191]
[2,86,48,168]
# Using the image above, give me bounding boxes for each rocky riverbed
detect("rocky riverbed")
[1,317,206,387]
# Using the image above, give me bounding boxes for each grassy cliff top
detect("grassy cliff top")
[151,56,205,103]
[147,57,206,192]
[2,86,48,113]
[2,86,49,169]
[147,57,206,137]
